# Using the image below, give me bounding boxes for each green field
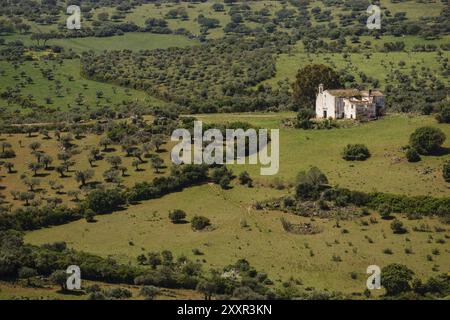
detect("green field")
[0,58,162,115]
[48,33,198,54]
[93,0,290,39]
[18,113,450,295]
[1,0,449,300]
[264,36,450,88]
[195,113,450,197]
[25,182,449,295]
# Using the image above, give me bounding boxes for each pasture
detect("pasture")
[196,113,450,197]
[25,182,449,295]
[264,36,450,88]
[0,131,174,207]
[0,57,163,115]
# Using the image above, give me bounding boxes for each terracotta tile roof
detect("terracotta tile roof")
[325,89,384,97]
[325,89,360,97]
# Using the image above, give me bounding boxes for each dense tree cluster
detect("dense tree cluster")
[81,34,294,113]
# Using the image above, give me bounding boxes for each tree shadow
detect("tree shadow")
[56,289,86,296]
[432,147,450,156]
[82,181,102,189]
[172,220,189,225]
[34,173,50,178]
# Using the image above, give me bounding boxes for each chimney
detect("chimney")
[319,83,323,94]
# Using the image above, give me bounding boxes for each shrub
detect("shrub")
[391,219,407,234]
[140,286,159,300]
[84,209,95,223]
[238,171,253,186]
[192,248,203,255]
[104,287,132,299]
[18,267,38,279]
[435,105,450,123]
[443,161,450,182]
[342,144,370,161]
[191,216,210,230]
[405,148,421,162]
[378,204,393,219]
[219,176,231,189]
[168,209,187,223]
[295,167,329,200]
[409,126,446,155]
[86,284,101,293]
[88,292,106,300]
[85,188,125,214]
[381,264,414,296]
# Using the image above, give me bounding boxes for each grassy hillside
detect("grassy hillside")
[197,113,450,197]
[264,36,450,88]
[0,280,201,300]
[0,32,198,53]
[0,132,174,206]
[25,182,449,295]
[0,58,161,114]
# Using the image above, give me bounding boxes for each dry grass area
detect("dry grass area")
[0,132,174,207]
[0,280,201,300]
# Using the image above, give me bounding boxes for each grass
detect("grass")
[1,114,448,208]
[264,36,450,88]
[0,32,198,53]
[9,114,448,295]
[0,58,164,113]
[96,1,289,39]
[46,33,198,54]
[24,182,449,295]
[0,280,201,300]
[198,113,450,197]
[383,1,444,20]
[0,132,174,207]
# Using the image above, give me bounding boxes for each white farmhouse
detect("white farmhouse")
[315,84,385,121]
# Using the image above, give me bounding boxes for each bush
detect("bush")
[409,126,446,155]
[379,204,393,219]
[168,209,187,223]
[435,105,450,123]
[295,167,329,200]
[85,188,125,214]
[84,209,95,223]
[443,161,450,182]
[88,292,106,300]
[381,264,414,296]
[342,144,370,161]
[140,286,159,300]
[391,219,407,234]
[104,287,132,299]
[405,148,421,162]
[191,216,210,230]
[238,171,253,186]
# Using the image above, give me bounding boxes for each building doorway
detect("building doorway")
[323,110,327,118]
